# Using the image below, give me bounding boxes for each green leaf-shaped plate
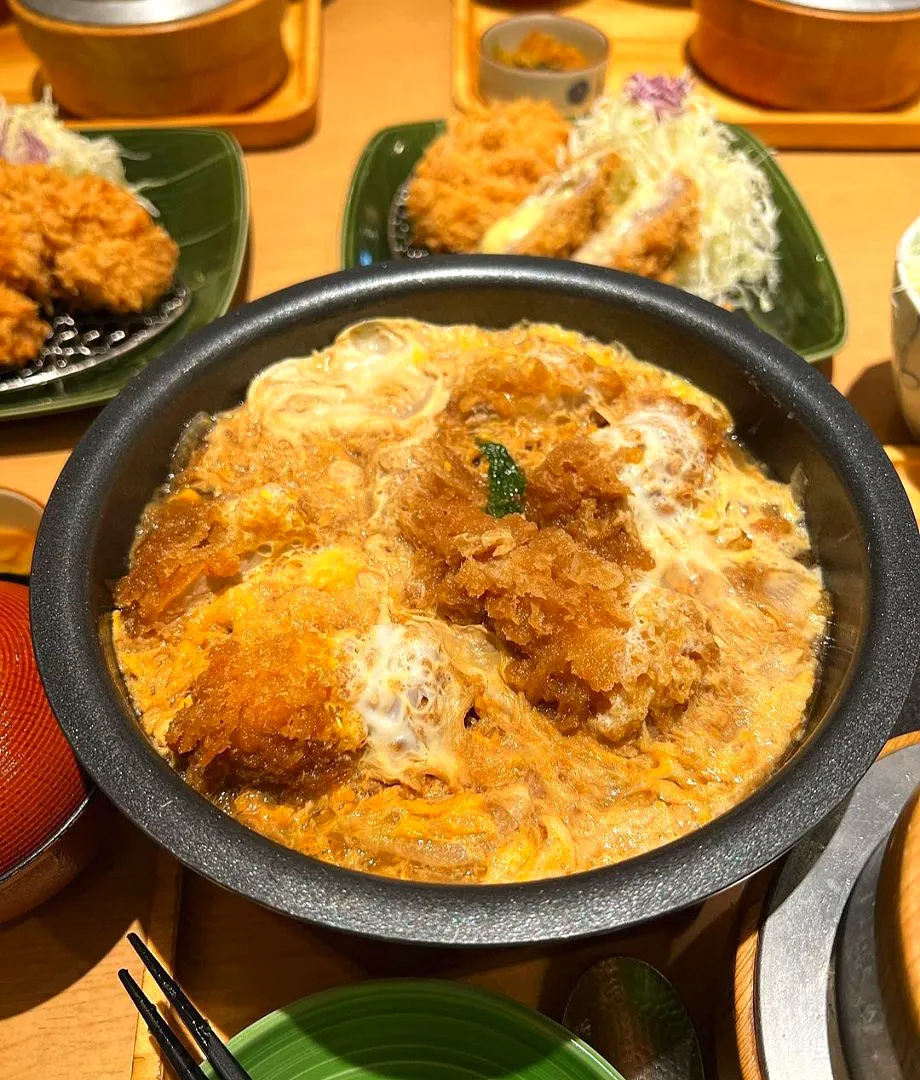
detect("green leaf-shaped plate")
[341,122,846,363]
[0,127,248,422]
[204,981,626,1080]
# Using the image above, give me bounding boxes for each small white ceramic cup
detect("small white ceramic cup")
[478,14,609,117]
[893,215,920,440]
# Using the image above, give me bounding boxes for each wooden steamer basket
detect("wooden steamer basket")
[690,0,920,112]
[9,0,288,118]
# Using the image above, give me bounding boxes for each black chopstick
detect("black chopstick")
[118,969,208,1080]
[122,932,254,1080]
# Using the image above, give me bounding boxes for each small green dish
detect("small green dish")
[205,980,626,1080]
[0,127,248,422]
[341,121,846,363]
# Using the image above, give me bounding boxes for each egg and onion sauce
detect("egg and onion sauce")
[111,320,829,883]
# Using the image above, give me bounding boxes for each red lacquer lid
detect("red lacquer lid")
[0,581,89,876]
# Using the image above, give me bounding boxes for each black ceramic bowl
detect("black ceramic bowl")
[30,258,920,946]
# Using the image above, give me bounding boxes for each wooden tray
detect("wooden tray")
[452,0,920,150]
[0,0,320,149]
[127,447,920,1080]
[130,858,748,1080]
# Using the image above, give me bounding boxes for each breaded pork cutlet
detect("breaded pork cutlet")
[0,284,49,370]
[0,161,179,370]
[48,173,179,313]
[480,152,621,259]
[0,208,51,304]
[574,173,701,283]
[0,163,179,313]
[405,100,570,253]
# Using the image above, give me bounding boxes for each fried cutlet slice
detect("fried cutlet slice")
[40,173,179,313]
[0,283,49,369]
[574,172,701,283]
[0,162,179,314]
[54,228,179,314]
[397,437,717,732]
[166,626,365,794]
[0,209,52,305]
[480,152,620,259]
[405,99,570,253]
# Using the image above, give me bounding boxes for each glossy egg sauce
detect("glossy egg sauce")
[110,320,828,882]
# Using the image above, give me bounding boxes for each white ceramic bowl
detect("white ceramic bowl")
[893,216,920,440]
[478,14,609,116]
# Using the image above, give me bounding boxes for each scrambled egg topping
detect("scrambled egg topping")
[111,320,828,882]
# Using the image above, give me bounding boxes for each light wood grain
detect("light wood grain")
[452,0,920,148]
[0,816,164,1080]
[731,730,920,1080]
[168,870,739,1068]
[726,873,770,1080]
[0,0,320,148]
[127,854,184,1080]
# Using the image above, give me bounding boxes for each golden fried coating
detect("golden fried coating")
[54,230,179,314]
[115,484,316,629]
[0,284,49,369]
[397,436,715,732]
[0,210,51,304]
[481,153,621,259]
[514,168,614,258]
[575,173,701,283]
[610,175,700,282]
[405,100,570,253]
[166,626,365,794]
[0,161,179,370]
[526,436,651,567]
[42,173,179,313]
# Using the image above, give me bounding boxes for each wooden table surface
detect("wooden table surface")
[1,1,919,1077]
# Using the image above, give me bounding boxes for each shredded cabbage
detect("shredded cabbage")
[0,91,128,185]
[567,78,780,312]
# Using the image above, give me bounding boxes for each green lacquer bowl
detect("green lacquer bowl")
[0,127,248,422]
[341,121,846,363]
[205,981,626,1080]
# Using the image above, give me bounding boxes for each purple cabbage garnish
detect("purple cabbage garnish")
[19,130,50,164]
[0,117,50,165]
[623,73,694,121]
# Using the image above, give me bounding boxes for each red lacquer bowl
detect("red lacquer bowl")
[0,580,101,922]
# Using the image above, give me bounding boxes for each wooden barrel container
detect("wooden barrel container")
[690,0,920,112]
[10,0,289,119]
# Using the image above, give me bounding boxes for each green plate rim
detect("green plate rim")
[340,121,441,269]
[339,119,848,363]
[0,126,249,423]
[214,979,626,1080]
[726,124,848,362]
